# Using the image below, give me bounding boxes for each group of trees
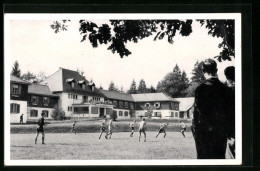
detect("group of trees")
[106,61,205,98]
[11,60,48,83]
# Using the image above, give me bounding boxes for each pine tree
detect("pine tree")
[149,85,156,93]
[108,81,119,92]
[127,79,137,94]
[137,79,147,93]
[11,60,21,78]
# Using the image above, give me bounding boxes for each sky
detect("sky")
[9,19,235,91]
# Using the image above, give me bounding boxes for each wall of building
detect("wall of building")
[135,109,179,119]
[10,83,28,101]
[113,109,131,119]
[10,100,27,123]
[27,94,58,108]
[27,107,54,119]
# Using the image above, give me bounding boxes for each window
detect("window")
[68,106,73,111]
[30,110,38,117]
[113,100,118,107]
[82,84,86,89]
[42,110,49,117]
[124,111,128,116]
[171,112,174,117]
[92,97,100,101]
[91,107,98,114]
[83,96,88,102]
[175,112,178,117]
[82,107,89,114]
[10,103,20,113]
[31,96,38,105]
[119,111,123,116]
[113,110,117,116]
[154,102,160,108]
[119,101,123,108]
[71,82,75,88]
[11,84,21,94]
[144,103,150,108]
[124,102,129,108]
[68,94,71,99]
[42,97,49,106]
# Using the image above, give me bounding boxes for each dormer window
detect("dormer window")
[88,81,96,92]
[78,80,86,89]
[66,78,75,88]
[144,103,150,108]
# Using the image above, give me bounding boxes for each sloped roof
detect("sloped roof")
[131,93,179,102]
[41,68,105,97]
[10,75,29,84]
[28,84,59,97]
[100,90,134,101]
[175,97,195,111]
[61,68,105,97]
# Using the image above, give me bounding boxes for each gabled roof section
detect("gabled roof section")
[131,93,179,102]
[41,69,63,92]
[28,84,59,97]
[10,75,30,85]
[61,68,104,97]
[100,90,134,102]
[175,97,195,111]
[66,78,75,82]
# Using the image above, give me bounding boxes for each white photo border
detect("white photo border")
[4,13,242,166]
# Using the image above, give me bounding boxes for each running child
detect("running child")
[106,119,116,139]
[130,120,136,137]
[180,120,187,137]
[35,112,46,144]
[99,119,107,139]
[138,118,147,142]
[155,122,168,138]
[70,121,77,134]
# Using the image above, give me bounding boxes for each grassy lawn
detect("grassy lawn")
[10,132,196,160]
[11,119,192,134]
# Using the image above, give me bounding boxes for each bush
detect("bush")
[51,105,65,120]
[110,110,118,121]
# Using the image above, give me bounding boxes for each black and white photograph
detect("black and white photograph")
[4,13,241,165]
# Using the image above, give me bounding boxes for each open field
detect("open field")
[11,119,192,134]
[10,132,196,160]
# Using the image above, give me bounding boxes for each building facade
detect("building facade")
[10,75,30,123]
[27,84,59,121]
[41,68,113,119]
[131,93,180,119]
[175,97,195,119]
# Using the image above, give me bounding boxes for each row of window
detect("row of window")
[73,106,99,114]
[114,110,129,117]
[30,110,49,117]
[144,102,160,108]
[68,94,78,100]
[31,96,49,106]
[113,100,131,109]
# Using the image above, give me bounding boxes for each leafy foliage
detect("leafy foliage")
[198,20,235,61]
[50,19,234,61]
[11,60,21,78]
[21,71,48,83]
[127,79,137,94]
[51,105,65,120]
[110,110,118,121]
[157,64,189,97]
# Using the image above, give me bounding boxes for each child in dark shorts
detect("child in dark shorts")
[35,112,46,144]
[99,119,107,139]
[70,121,77,134]
[156,122,168,138]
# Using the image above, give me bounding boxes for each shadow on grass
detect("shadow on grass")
[12,145,33,148]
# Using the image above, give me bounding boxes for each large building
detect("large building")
[132,93,180,119]
[10,68,195,122]
[41,68,113,119]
